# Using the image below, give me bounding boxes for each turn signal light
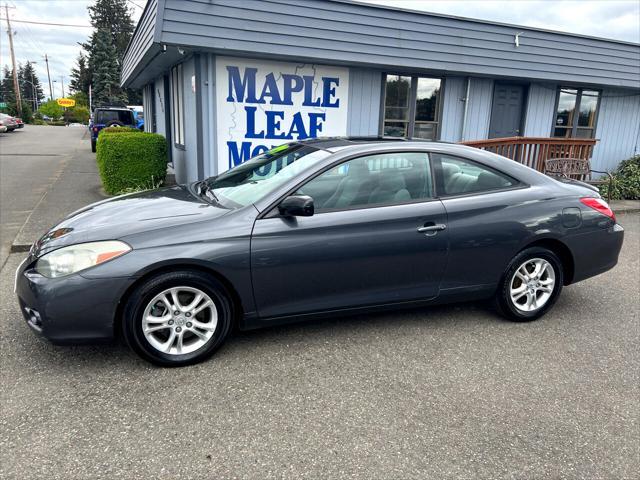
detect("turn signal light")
[580,197,616,222]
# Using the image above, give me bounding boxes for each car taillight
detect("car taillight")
[580,197,616,222]
[93,127,98,133]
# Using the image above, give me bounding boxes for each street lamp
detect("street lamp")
[20,79,39,112]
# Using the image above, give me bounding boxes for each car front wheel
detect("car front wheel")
[495,247,563,321]
[122,270,233,366]
[91,139,96,152]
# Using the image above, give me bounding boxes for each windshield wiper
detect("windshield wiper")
[196,181,219,203]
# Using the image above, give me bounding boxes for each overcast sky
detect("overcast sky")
[1,0,638,98]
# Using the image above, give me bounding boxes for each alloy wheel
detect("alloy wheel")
[509,258,556,313]
[142,286,218,355]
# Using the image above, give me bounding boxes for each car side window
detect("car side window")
[296,152,433,212]
[434,154,518,196]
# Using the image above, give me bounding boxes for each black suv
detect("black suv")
[89,107,137,152]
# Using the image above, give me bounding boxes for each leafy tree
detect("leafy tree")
[69,53,91,95]
[64,106,91,124]
[39,99,64,119]
[69,91,89,108]
[91,29,126,105]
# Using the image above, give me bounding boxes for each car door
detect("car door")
[432,153,527,290]
[250,151,449,319]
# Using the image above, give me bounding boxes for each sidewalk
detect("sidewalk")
[10,130,107,251]
[610,199,640,214]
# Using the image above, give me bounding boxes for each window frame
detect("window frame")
[551,87,601,139]
[261,149,439,218]
[171,64,185,148]
[379,73,444,140]
[431,153,525,199]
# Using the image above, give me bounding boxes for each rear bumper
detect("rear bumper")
[14,257,132,344]
[565,223,624,284]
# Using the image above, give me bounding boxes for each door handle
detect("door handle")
[417,224,447,234]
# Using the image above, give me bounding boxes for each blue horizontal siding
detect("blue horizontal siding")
[523,83,557,137]
[591,90,640,172]
[347,68,382,136]
[151,0,640,88]
[122,0,158,83]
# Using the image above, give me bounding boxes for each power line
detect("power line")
[0,17,92,28]
[127,0,144,9]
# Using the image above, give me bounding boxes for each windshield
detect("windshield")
[204,144,330,209]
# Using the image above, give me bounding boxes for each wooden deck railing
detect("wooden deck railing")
[460,137,598,171]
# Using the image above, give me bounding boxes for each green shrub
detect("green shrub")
[99,126,142,135]
[96,132,167,195]
[599,155,640,200]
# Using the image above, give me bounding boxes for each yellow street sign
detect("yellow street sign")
[57,98,76,107]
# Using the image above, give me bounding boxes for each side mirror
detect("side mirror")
[278,195,314,217]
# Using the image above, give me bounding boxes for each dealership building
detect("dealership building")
[122,0,640,184]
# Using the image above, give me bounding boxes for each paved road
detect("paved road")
[0,125,102,268]
[0,129,638,479]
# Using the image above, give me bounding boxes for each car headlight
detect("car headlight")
[35,241,131,278]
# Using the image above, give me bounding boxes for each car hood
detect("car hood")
[31,185,229,257]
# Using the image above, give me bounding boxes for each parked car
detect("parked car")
[0,118,7,133]
[127,105,145,130]
[0,113,18,131]
[89,107,137,152]
[15,138,624,366]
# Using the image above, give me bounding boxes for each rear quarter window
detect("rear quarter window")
[434,154,519,196]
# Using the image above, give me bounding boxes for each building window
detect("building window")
[171,64,185,146]
[382,75,441,140]
[553,88,600,138]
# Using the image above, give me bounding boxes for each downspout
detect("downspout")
[461,76,471,141]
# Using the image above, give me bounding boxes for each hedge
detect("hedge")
[96,132,167,195]
[599,155,640,201]
[99,126,142,135]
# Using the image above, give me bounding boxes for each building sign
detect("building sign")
[56,98,76,107]
[215,56,349,173]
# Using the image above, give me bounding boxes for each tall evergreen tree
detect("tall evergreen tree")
[18,62,45,109]
[70,53,91,95]
[78,0,141,105]
[85,0,134,60]
[0,66,16,105]
[91,29,125,105]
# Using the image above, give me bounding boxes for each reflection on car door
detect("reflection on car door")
[250,151,449,319]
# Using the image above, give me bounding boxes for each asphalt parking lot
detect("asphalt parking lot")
[0,210,637,479]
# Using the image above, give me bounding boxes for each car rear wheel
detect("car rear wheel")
[122,270,233,366]
[495,247,563,322]
[91,139,96,152]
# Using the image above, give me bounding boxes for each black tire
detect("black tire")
[122,270,233,367]
[91,139,96,152]
[494,247,563,322]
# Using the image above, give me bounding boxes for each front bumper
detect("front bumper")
[14,256,134,344]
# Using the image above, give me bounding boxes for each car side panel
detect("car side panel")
[439,185,578,290]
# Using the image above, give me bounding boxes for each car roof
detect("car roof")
[295,136,450,150]
[94,107,133,111]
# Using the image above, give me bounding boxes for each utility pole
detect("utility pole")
[43,54,53,100]
[4,4,22,116]
[60,75,64,98]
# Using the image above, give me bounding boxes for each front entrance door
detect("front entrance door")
[489,84,526,138]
